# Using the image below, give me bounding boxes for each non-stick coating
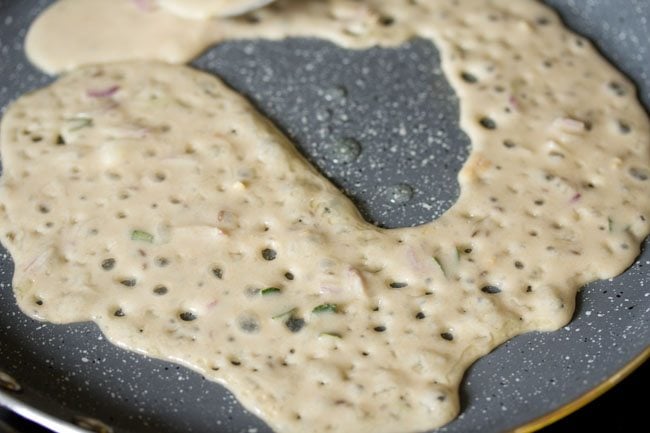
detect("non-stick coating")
[0,1,648,432]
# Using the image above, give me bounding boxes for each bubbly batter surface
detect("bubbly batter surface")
[3,1,650,432]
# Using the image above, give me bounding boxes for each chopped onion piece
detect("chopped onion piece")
[553,116,587,134]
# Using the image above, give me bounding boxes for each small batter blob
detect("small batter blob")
[159,0,276,19]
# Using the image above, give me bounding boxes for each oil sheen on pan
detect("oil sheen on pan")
[1,1,649,433]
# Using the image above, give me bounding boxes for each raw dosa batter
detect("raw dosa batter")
[158,0,276,19]
[2,1,649,432]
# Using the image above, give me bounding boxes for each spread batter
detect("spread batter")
[2,1,649,433]
[159,0,276,19]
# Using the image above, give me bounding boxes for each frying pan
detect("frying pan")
[0,1,648,432]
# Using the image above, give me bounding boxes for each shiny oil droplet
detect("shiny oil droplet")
[385,183,414,205]
[326,137,361,164]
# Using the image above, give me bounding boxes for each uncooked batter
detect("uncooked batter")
[159,0,276,19]
[2,1,649,433]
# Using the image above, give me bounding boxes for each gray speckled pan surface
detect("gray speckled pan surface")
[0,1,648,432]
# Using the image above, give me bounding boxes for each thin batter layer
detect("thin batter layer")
[159,0,276,19]
[6,1,650,433]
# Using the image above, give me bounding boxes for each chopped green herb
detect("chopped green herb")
[312,303,339,314]
[433,256,448,278]
[608,217,614,232]
[261,287,282,296]
[455,247,462,261]
[389,282,408,289]
[319,332,342,339]
[272,308,297,320]
[131,229,154,243]
[271,308,305,332]
[66,116,94,131]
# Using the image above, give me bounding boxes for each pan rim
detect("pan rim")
[0,392,86,433]
[511,347,649,433]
